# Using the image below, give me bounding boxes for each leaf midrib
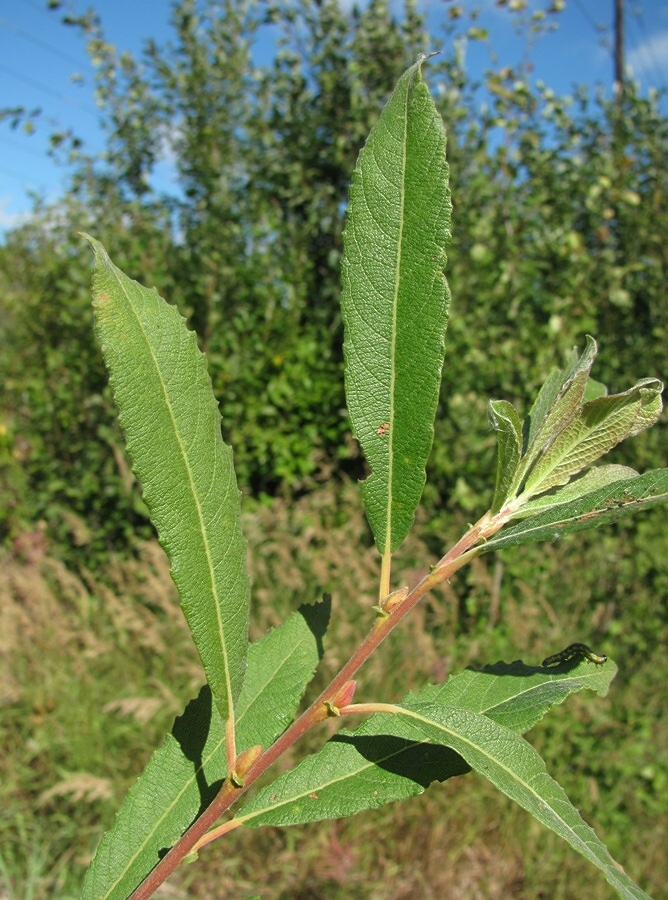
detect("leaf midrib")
[100,614,315,894]
[108,263,235,723]
[384,75,411,551]
[393,705,644,898]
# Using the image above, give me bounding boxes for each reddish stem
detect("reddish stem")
[129,514,493,899]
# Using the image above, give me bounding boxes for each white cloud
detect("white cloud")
[628,30,668,82]
[0,197,28,233]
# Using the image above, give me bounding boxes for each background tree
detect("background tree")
[0,4,666,892]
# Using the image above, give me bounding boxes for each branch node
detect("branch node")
[377,586,409,615]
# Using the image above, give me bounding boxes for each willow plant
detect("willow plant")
[81,58,666,899]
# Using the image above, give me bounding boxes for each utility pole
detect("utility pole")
[614,0,625,97]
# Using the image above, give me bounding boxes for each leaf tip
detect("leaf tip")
[79,232,110,268]
[79,231,97,251]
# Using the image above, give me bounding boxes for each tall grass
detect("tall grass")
[1,484,665,898]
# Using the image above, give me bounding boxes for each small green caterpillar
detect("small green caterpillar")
[542,642,607,668]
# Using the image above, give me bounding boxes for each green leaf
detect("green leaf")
[522,377,663,498]
[583,377,608,402]
[499,337,664,514]
[418,658,616,733]
[488,399,523,513]
[81,599,330,900]
[236,718,470,828]
[379,703,651,900]
[340,56,451,554]
[513,464,638,517]
[521,336,598,471]
[84,235,249,723]
[234,598,330,750]
[525,366,568,449]
[482,468,668,552]
[235,660,616,829]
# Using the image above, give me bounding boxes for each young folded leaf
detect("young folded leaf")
[341,55,451,555]
[521,336,598,472]
[520,377,663,500]
[488,399,523,514]
[491,339,598,513]
[83,235,249,725]
[491,338,664,516]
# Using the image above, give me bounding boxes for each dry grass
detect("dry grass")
[0,536,202,898]
[0,486,665,898]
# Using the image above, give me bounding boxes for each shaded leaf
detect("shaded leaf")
[236,660,616,829]
[378,703,651,900]
[414,658,616,733]
[81,599,330,900]
[236,719,470,828]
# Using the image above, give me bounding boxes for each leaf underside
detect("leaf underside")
[490,337,664,519]
[237,662,649,898]
[81,600,330,900]
[84,235,250,724]
[484,468,668,552]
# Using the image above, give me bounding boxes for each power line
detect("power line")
[629,3,666,88]
[614,0,624,93]
[570,0,608,41]
[0,60,98,117]
[570,0,616,79]
[0,132,54,159]
[20,0,58,19]
[0,15,86,69]
[0,161,43,183]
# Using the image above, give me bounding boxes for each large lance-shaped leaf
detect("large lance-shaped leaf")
[238,681,649,900]
[84,235,249,722]
[235,659,616,829]
[375,704,651,900]
[341,56,451,554]
[81,599,330,900]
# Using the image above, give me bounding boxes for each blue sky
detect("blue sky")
[1,0,667,240]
